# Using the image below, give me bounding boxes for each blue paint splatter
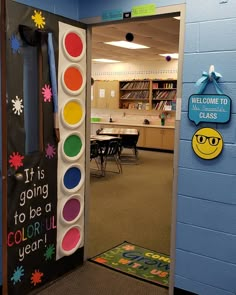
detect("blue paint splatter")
[10,34,21,54]
[11,266,24,285]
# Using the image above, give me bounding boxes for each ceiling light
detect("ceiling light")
[92,58,120,63]
[159,53,179,59]
[173,16,180,20]
[104,41,149,49]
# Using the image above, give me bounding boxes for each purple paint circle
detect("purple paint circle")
[61,227,81,252]
[62,198,81,222]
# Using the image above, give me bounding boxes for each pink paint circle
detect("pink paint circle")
[62,227,81,252]
[62,198,81,222]
[64,32,83,58]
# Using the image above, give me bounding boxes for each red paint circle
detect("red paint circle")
[62,227,81,252]
[64,32,83,58]
[63,66,83,92]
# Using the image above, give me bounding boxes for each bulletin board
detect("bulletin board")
[3,1,87,294]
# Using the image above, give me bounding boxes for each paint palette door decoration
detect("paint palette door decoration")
[3,2,87,294]
[57,21,86,259]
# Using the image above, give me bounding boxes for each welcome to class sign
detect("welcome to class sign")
[188,94,231,125]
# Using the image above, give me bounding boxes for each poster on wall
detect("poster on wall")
[4,1,87,294]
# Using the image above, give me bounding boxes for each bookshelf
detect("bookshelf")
[119,80,151,110]
[152,79,177,111]
[118,79,177,111]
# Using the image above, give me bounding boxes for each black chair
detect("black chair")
[120,132,140,162]
[90,141,101,174]
[98,139,122,176]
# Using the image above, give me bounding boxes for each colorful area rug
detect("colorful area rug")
[89,241,170,287]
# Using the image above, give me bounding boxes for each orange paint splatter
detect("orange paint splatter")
[30,269,44,286]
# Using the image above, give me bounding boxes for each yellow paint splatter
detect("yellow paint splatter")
[31,10,46,29]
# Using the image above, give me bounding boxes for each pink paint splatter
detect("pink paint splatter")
[42,84,52,102]
[45,143,56,159]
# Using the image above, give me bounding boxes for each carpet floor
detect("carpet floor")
[37,261,168,295]
[37,149,173,294]
[88,149,174,258]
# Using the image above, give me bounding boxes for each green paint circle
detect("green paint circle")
[64,134,82,158]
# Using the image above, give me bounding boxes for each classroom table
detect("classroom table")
[98,128,139,136]
[97,128,139,161]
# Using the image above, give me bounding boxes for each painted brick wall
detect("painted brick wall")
[11,0,80,20]
[78,0,183,19]
[175,0,236,294]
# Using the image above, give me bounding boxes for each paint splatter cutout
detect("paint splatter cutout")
[12,96,24,116]
[42,84,52,102]
[10,34,21,54]
[9,152,24,170]
[11,266,24,285]
[45,143,56,159]
[44,244,55,261]
[32,10,46,29]
[31,270,44,286]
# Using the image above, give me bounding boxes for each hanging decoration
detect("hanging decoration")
[188,65,231,125]
[192,127,223,160]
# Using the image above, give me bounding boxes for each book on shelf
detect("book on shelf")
[153,100,174,111]
[121,90,149,100]
[153,89,176,100]
[121,80,150,90]
[152,82,159,89]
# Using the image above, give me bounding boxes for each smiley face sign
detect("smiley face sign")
[192,127,224,160]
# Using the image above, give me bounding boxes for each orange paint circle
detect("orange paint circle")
[63,66,83,92]
[63,100,83,125]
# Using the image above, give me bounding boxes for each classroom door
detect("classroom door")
[2,2,87,294]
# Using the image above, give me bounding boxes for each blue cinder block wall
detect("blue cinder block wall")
[176,1,236,295]
[8,0,236,294]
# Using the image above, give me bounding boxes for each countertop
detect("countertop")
[91,121,175,129]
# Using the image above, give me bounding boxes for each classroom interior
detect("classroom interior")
[88,13,180,258]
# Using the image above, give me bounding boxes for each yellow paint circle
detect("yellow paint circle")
[63,101,83,126]
[192,127,223,160]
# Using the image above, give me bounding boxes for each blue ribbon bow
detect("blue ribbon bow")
[195,70,223,95]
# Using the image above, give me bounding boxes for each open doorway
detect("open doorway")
[87,8,184,287]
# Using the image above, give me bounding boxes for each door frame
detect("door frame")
[83,4,186,295]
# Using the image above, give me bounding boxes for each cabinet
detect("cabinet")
[91,123,175,151]
[119,80,151,110]
[92,80,119,109]
[145,127,175,150]
[152,79,177,111]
